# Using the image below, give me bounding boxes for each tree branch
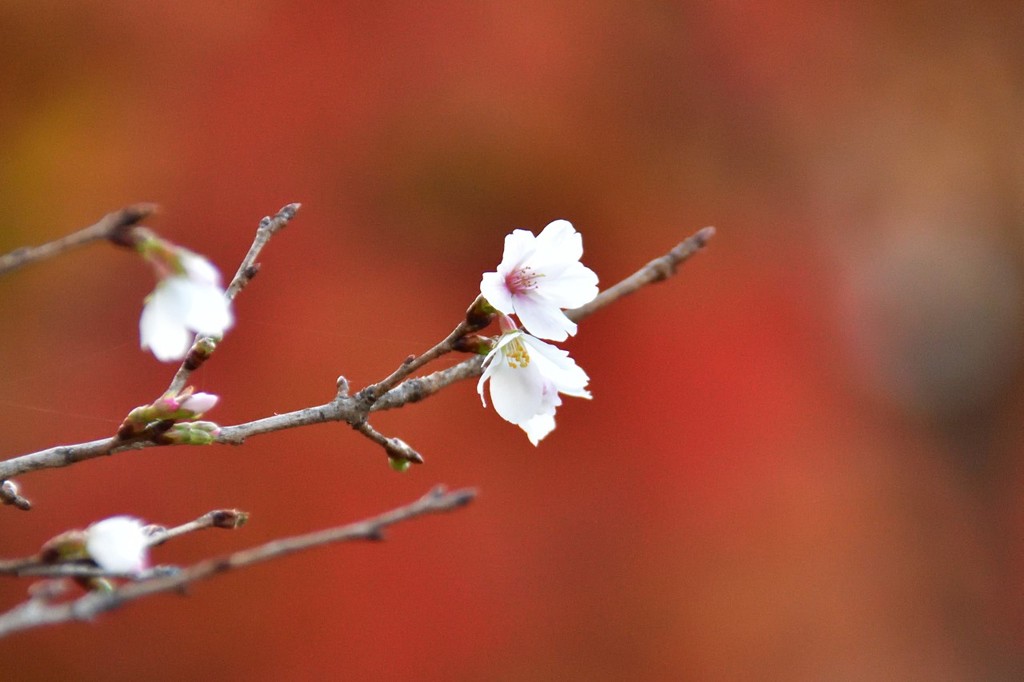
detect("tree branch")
[370,226,716,411]
[0,204,158,277]
[0,225,713,487]
[0,508,248,578]
[0,486,475,639]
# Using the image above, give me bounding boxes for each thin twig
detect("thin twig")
[567,226,715,321]
[357,321,473,406]
[4,565,180,580]
[164,203,302,394]
[146,508,249,546]
[0,226,713,486]
[0,486,475,639]
[0,437,121,480]
[352,422,424,464]
[354,294,493,412]
[371,357,486,412]
[0,204,158,277]
[224,203,301,301]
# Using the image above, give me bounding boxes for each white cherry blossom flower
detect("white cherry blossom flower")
[480,220,598,342]
[477,316,591,444]
[85,516,149,574]
[140,248,233,362]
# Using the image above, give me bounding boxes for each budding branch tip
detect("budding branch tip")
[696,226,716,244]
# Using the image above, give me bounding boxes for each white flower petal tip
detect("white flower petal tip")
[480,220,598,341]
[521,412,556,446]
[85,516,149,574]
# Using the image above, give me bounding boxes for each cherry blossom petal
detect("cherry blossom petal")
[512,295,578,342]
[181,281,233,335]
[85,516,149,574]
[521,412,556,445]
[140,282,195,361]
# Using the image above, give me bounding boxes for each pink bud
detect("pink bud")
[180,392,218,416]
[497,313,518,334]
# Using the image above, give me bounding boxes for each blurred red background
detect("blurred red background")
[2,2,1024,679]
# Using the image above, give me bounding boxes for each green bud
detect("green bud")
[164,421,221,445]
[192,336,218,358]
[388,457,412,473]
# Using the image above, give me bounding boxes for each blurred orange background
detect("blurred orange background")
[2,2,1024,679]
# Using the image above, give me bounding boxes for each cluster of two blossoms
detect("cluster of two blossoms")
[477,219,599,445]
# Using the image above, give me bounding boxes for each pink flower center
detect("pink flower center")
[505,266,540,295]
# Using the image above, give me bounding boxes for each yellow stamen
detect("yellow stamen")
[504,337,531,369]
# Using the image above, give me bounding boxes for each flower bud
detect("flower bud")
[464,295,497,332]
[388,457,412,473]
[0,479,30,510]
[179,391,219,416]
[163,421,221,445]
[118,388,220,439]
